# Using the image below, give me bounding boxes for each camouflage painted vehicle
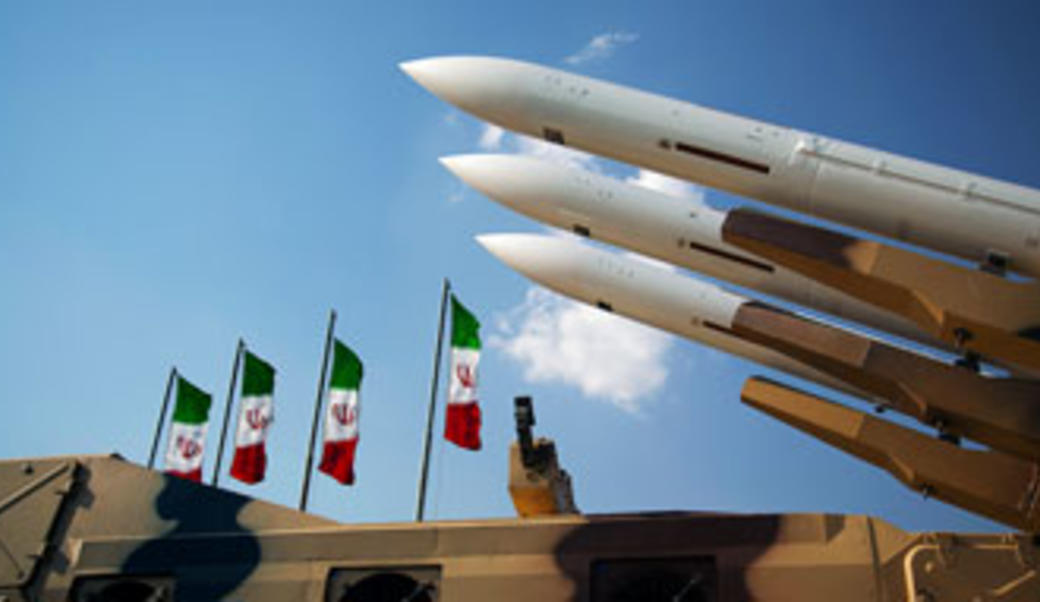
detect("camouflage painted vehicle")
[1,396,1037,602]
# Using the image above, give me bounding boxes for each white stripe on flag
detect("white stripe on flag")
[324,388,359,442]
[449,347,479,405]
[165,422,208,474]
[234,394,273,447]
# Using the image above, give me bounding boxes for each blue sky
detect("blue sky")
[2,1,1039,532]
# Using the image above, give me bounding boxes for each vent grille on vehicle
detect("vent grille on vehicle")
[73,576,173,602]
[592,557,715,602]
[326,566,440,602]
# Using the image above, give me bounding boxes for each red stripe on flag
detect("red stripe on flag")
[445,402,481,450]
[230,442,267,484]
[319,439,359,485]
[166,468,203,482]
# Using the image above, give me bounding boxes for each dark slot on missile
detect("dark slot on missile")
[596,300,613,312]
[688,240,774,273]
[573,224,591,237]
[981,249,1009,276]
[702,321,732,335]
[674,141,770,174]
[543,127,566,145]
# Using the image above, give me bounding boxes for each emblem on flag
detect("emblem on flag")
[230,351,276,484]
[445,295,482,450]
[319,340,363,485]
[164,376,212,482]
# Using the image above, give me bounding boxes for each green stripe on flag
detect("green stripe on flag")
[451,295,481,350]
[330,340,363,390]
[173,376,212,424]
[242,351,275,396]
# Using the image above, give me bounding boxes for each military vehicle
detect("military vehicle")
[0,391,1036,600]
[3,55,1039,600]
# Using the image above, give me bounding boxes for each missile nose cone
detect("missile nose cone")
[400,56,540,128]
[475,233,529,269]
[398,57,449,93]
[476,233,573,283]
[439,154,505,194]
[437,154,481,181]
[399,56,495,110]
[441,154,568,217]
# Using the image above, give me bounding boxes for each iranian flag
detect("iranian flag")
[230,351,275,484]
[319,340,363,485]
[445,295,481,450]
[164,376,212,482]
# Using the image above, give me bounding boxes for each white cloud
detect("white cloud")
[513,133,600,171]
[490,287,671,413]
[476,125,600,171]
[565,32,639,65]
[625,168,705,204]
[478,124,505,150]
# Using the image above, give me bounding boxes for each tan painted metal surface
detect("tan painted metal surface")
[722,302,1040,463]
[741,377,1040,532]
[0,454,1035,601]
[721,207,1040,374]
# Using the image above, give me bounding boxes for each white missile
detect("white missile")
[478,233,1040,459]
[443,153,930,346]
[475,232,863,398]
[403,56,1040,277]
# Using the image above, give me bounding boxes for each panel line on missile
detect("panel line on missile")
[673,141,770,174]
[686,240,775,273]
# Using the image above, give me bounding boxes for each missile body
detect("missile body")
[476,233,865,399]
[478,234,1040,461]
[443,153,928,346]
[404,57,1040,277]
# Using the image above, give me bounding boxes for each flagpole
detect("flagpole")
[212,338,245,487]
[148,366,178,470]
[301,309,336,511]
[416,277,451,522]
